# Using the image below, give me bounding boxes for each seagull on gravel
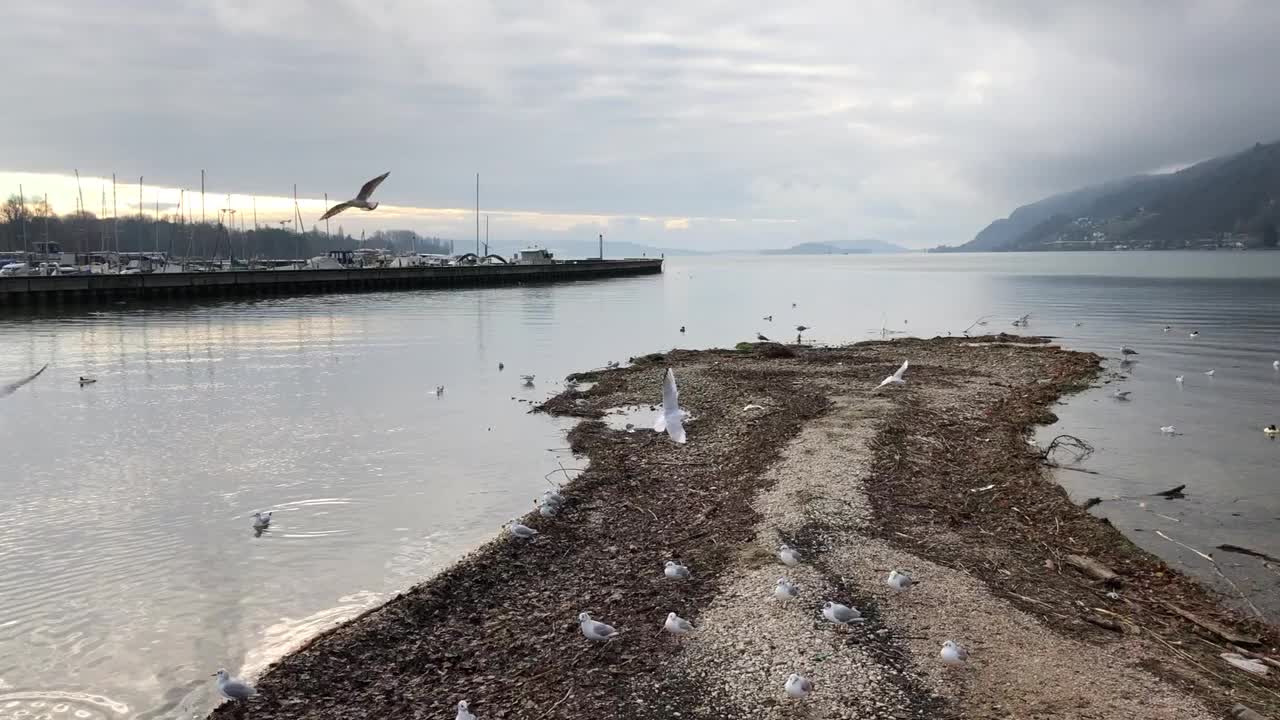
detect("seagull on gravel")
[1,364,47,399]
[213,669,257,701]
[653,368,687,444]
[664,612,694,636]
[664,560,691,579]
[878,360,909,388]
[756,332,770,342]
[785,673,813,699]
[538,501,559,518]
[252,511,272,530]
[1160,425,1178,435]
[822,601,863,625]
[887,570,913,591]
[578,612,620,641]
[774,578,799,602]
[508,521,539,539]
[1120,346,1139,356]
[319,171,390,220]
[542,489,564,506]
[939,640,969,665]
[777,544,802,566]
[455,700,477,720]
[1113,389,1131,400]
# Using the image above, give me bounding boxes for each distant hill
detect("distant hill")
[761,239,907,255]
[955,140,1280,251]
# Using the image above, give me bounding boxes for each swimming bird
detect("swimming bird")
[1189,331,1200,338]
[508,521,538,539]
[878,360,909,388]
[791,302,797,308]
[664,560,691,579]
[796,325,811,333]
[1120,346,1139,356]
[777,544,802,566]
[1160,425,1178,435]
[455,700,477,720]
[1175,375,1184,384]
[1163,326,1172,332]
[1073,321,1083,327]
[664,612,694,636]
[521,374,535,387]
[319,171,390,220]
[939,640,968,665]
[252,511,272,530]
[822,601,862,625]
[498,362,504,371]
[1113,389,1131,400]
[763,315,773,321]
[435,385,445,396]
[756,332,770,342]
[653,368,687,444]
[784,673,813,699]
[679,326,685,333]
[0,364,47,399]
[212,669,257,701]
[1204,369,1215,376]
[578,612,620,641]
[774,578,799,602]
[886,570,913,591]
[1265,425,1278,437]
[78,376,97,385]
[1273,360,1279,370]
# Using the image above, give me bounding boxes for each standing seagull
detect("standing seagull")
[774,578,799,602]
[939,640,969,665]
[319,171,390,220]
[653,368,687,443]
[756,332,770,342]
[878,360,909,388]
[455,700,477,720]
[664,560,691,579]
[212,669,257,702]
[822,601,863,625]
[777,544,802,566]
[664,612,695,636]
[0,364,47,399]
[886,570,913,591]
[578,612,621,641]
[784,673,813,699]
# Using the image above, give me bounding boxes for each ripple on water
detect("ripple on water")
[0,691,128,720]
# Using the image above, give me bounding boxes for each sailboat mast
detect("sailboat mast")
[475,173,480,255]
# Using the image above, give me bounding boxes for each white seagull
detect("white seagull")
[521,374,536,387]
[1263,425,1278,437]
[455,700,477,720]
[822,601,863,625]
[878,360,909,388]
[664,561,691,579]
[319,171,390,220]
[784,673,813,699]
[0,364,47,399]
[774,578,799,602]
[1204,369,1215,376]
[940,640,969,665]
[1274,360,1279,370]
[578,612,620,641]
[653,368,687,443]
[1113,389,1131,400]
[777,544,802,566]
[664,612,695,636]
[886,570,913,591]
[538,502,559,518]
[542,489,564,506]
[1175,375,1184,384]
[508,521,539,539]
[1189,331,1200,338]
[1120,346,1139,356]
[252,511,272,530]
[212,669,257,701]
[1160,425,1178,435]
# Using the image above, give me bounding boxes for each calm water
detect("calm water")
[1,252,1278,718]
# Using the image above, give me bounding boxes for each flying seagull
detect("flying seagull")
[784,673,813,699]
[319,172,390,220]
[878,360,909,388]
[212,669,257,701]
[0,364,47,399]
[455,700,477,720]
[653,368,687,443]
[939,640,969,665]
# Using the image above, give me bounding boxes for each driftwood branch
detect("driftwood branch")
[1162,602,1260,646]
[1040,434,1094,464]
[1065,554,1122,588]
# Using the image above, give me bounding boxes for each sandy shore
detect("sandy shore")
[209,336,1279,719]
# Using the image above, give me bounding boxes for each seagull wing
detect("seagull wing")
[0,364,47,399]
[892,359,909,381]
[356,171,391,201]
[319,201,355,221]
[656,368,685,440]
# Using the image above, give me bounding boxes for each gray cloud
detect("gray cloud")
[3,0,1279,249]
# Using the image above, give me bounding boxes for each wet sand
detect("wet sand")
[209,336,1279,719]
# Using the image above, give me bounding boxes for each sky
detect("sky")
[4,0,1280,251]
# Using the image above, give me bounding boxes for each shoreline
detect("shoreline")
[209,335,1279,719]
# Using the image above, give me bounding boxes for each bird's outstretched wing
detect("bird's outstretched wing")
[0,364,48,399]
[319,201,355,221]
[356,171,390,201]
[654,368,687,442]
[892,359,909,381]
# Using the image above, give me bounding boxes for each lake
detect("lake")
[1,251,1278,718]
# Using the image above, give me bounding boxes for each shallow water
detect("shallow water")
[0,251,1278,717]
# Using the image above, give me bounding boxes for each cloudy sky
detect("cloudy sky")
[4,0,1280,250]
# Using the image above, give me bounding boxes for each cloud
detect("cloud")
[3,0,1280,249]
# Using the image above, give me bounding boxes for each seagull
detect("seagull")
[252,511,272,530]
[498,362,504,371]
[756,332,770,342]
[774,578,799,602]
[606,360,620,370]
[1189,331,1199,338]
[878,360,909,388]
[1204,369,1215,376]
[763,315,773,321]
[653,368,687,444]
[78,376,97,385]
[796,325,811,333]
[1160,425,1178,435]
[784,673,813,699]
[542,489,564,506]
[791,302,797,308]
[538,502,559,518]
[578,612,620,641]
[0,364,47,399]
[1113,389,1131,400]
[886,570,913,591]
[777,544,802,566]
[319,171,390,220]
[1120,346,1139,356]
[435,385,445,396]
[664,560,691,579]
[939,640,968,665]
[822,601,863,625]
[521,374,536,387]
[742,404,765,412]
[1274,360,1279,370]
[1175,375,1184,384]
[1264,425,1278,437]
[1163,326,1172,332]
[664,612,694,636]
[679,326,686,333]
[212,669,257,701]
[508,521,539,539]
[455,700,477,720]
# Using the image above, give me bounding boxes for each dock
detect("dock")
[0,259,663,307]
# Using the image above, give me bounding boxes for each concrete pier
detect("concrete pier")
[0,259,663,307]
